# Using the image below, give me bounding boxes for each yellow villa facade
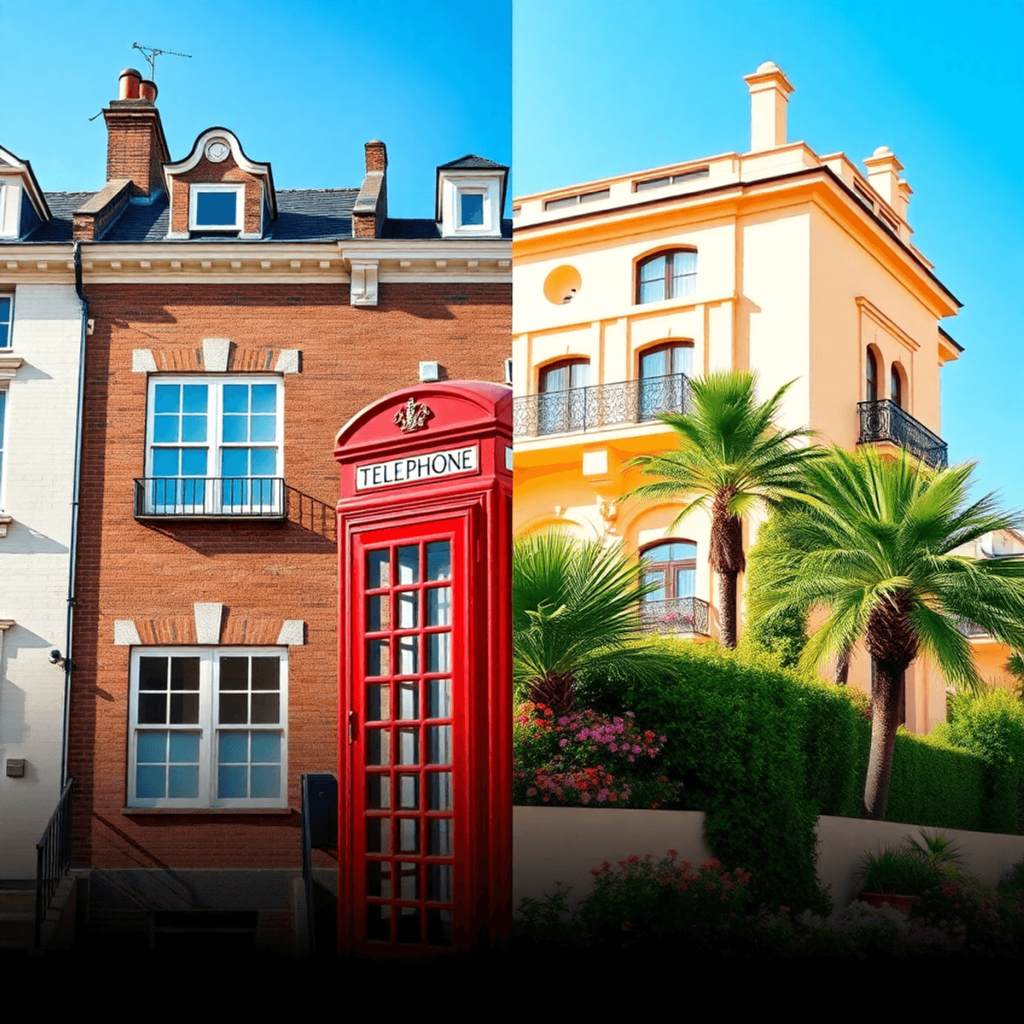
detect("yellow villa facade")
[511,61,997,734]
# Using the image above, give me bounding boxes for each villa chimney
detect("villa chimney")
[863,146,903,211]
[743,61,795,152]
[103,68,171,198]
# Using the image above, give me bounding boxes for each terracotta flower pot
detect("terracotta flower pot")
[856,891,915,914]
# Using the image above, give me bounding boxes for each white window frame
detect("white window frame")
[189,184,244,233]
[0,294,12,349]
[440,175,502,238]
[143,375,284,516]
[127,646,289,809]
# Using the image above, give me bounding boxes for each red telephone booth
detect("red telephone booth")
[335,381,512,954]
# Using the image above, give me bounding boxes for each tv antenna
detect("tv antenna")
[132,42,192,81]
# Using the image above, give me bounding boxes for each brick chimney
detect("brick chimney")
[352,140,388,238]
[102,67,171,198]
[743,61,795,152]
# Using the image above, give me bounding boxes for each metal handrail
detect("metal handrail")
[638,596,711,636]
[513,372,692,439]
[35,777,73,948]
[857,399,948,469]
[134,477,286,518]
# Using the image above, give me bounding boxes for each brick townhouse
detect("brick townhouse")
[2,67,511,952]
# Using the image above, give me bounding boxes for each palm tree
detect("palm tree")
[626,370,821,648]
[513,530,666,714]
[751,445,1024,820]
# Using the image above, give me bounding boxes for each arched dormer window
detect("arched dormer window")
[640,540,697,602]
[636,249,697,304]
[638,342,694,421]
[890,363,904,409]
[865,348,879,402]
[537,358,590,435]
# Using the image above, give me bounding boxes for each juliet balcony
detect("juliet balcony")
[513,372,692,439]
[134,477,287,519]
[857,399,948,469]
[638,596,711,637]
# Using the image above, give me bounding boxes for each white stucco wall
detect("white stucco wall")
[0,283,82,879]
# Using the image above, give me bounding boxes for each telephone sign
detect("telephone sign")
[335,382,512,954]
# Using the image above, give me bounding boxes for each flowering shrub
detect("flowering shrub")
[579,851,755,952]
[513,702,681,809]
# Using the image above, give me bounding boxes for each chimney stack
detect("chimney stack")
[103,68,170,198]
[352,140,389,238]
[863,146,904,211]
[743,61,795,152]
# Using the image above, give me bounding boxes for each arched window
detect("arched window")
[537,358,590,434]
[638,342,694,421]
[636,249,697,304]
[865,348,879,402]
[640,540,697,602]
[890,364,903,409]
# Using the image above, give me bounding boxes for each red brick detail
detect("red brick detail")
[364,140,387,172]
[170,156,266,235]
[103,107,171,198]
[69,281,510,870]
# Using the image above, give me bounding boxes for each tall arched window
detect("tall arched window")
[537,358,590,435]
[638,342,693,421]
[890,364,903,409]
[865,348,879,402]
[636,249,697,304]
[640,540,697,602]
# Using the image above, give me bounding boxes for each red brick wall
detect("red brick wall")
[69,280,510,869]
[103,109,169,197]
[170,156,266,235]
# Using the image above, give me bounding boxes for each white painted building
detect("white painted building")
[0,145,85,879]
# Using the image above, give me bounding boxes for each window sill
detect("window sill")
[122,807,294,816]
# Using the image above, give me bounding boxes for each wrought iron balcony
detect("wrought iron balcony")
[954,619,990,638]
[134,477,286,519]
[638,596,710,636]
[513,372,692,439]
[857,399,948,469]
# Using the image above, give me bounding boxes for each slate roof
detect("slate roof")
[0,188,508,243]
[381,217,513,240]
[437,155,509,171]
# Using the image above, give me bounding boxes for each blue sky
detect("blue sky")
[0,0,512,219]
[514,0,1024,510]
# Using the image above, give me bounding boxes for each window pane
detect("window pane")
[139,657,168,690]
[397,546,419,584]
[218,765,247,798]
[250,765,280,799]
[220,657,248,690]
[195,191,237,226]
[250,693,279,724]
[154,385,180,414]
[182,385,208,413]
[426,588,451,626]
[219,732,248,763]
[426,542,450,581]
[428,772,453,811]
[153,416,179,443]
[251,658,280,690]
[180,450,208,476]
[251,385,277,413]
[427,680,451,719]
[168,766,199,799]
[250,731,280,763]
[136,765,166,799]
[181,416,207,442]
[250,416,275,441]
[367,550,390,589]
[250,449,276,476]
[460,193,484,225]
[137,731,166,763]
[222,415,248,443]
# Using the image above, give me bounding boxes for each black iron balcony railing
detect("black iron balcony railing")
[638,596,711,636]
[35,778,73,948]
[513,372,692,439]
[857,399,948,469]
[954,619,990,638]
[134,477,286,519]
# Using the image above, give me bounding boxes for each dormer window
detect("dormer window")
[435,156,508,240]
[190,184,243,233]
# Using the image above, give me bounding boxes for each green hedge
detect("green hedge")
[577,640,1024,912]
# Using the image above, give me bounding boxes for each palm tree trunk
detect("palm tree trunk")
[718,570,738,648]
[862,657,904,820]
[836,645,850,686]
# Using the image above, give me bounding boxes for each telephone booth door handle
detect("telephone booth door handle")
[348,709,356,743]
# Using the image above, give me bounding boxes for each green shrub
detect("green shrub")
[580,637,842,914]
[860,845,944,895]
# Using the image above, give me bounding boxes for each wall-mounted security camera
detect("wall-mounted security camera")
[49,650,72,669]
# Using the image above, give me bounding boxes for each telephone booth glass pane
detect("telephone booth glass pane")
[356,532,457,951]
